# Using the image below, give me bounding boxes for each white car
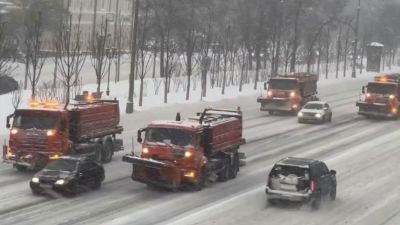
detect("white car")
[298,101,332,124]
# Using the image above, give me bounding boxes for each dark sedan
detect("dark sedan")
[30,155,105,197]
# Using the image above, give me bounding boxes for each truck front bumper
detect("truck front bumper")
[257,97,297,112]
[356,102,395,118]
[265,186,312,202]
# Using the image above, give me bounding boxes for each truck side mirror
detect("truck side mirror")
[6,113,14,129]
[362,86,365,94]
[6,123,10,129]
[264,83,268,90]
[137,129,145,143]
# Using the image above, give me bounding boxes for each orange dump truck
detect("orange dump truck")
[356,74,400,119]
[257,73,319,114]
[123,108,245,190]
[3,96,123,171]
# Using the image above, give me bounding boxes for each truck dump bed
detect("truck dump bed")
[284,73,318,97]
[194,109,243,155]
[69,101,123,142]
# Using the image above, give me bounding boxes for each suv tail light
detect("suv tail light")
[310,180,316,192]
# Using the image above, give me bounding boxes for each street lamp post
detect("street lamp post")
[352,0,361,78]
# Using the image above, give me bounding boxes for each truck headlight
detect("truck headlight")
[184,151,193,158]
[184,170,196,178]
[298,112,303,117]
[11,128,18,135]
[290,91,296,98]
[366,93,371,98]
[267,91,273,97]
[55,179,65,185]
[142,148,149,154]
[31,177,40,183]
[389,95,395,100]
[47,130,56,136]
[315,113,322,118]
[49,154,60,160]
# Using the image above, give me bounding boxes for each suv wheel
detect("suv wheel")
[16,164,27,172]
[330,187,336,201]
[311,193,322,210]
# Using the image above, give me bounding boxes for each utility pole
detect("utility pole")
[351,0,361,78]
[91,0,98,49]
[126,0,139,114]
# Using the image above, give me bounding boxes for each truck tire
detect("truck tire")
[192,168,205,191]
[16,164,27,172]
[94,144,103,164]
[102,138,114,163]
[218,157,231,182]
[228,153,239,179]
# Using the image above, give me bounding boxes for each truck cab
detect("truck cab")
[4,104,71,171]
[356,74,400,119]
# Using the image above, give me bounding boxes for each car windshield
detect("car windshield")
[45,159,78,172]
[304,103,323,110]
[146,128,193,146]
[270,165,308,178]
[269,79,297,90]
[367,83,397,95]
[13,111,59,130]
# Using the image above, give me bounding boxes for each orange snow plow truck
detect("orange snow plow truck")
[3,94,123,171]
[123,108,246,191]
[257,73,319,114]
[356,73,400,119]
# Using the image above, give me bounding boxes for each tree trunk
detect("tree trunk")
[254,47,261,90]
[325,29,330,79]
[222,52,228,95]
[186,52,192,101]
[139,77,144,106]
[290,1,302,72]
[336,26,342,79]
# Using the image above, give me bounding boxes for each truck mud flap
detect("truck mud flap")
[122,154,167,170]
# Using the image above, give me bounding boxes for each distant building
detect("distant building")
[67,0,132,49]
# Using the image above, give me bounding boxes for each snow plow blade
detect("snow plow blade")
[122,154,167,170]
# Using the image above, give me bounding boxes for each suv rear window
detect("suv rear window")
[270,165,310,179]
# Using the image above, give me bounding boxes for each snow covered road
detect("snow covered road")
[1,74,400,225]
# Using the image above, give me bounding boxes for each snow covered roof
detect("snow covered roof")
[149,120,203,130]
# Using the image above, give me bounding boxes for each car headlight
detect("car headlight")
[55,179,65,185]
[31,177,40,183]
[315,113,322,118]
[298,112,303,117]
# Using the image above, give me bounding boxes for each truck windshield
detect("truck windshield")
[269,79,297,90]
[13,111,59,130]
[146,128,193,146]
[45,159,78,172]
[367,83,397,95]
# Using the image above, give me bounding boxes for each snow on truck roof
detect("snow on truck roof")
[149,120,203,130]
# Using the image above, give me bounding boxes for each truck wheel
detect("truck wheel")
[218,158,230,182]
[102,139,114,163]
[94,144,103,164]
[16,164,27,172]
[192,168,205,191]
[229,153,239,179]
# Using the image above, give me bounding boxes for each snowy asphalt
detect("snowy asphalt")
[1,75,400,225]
